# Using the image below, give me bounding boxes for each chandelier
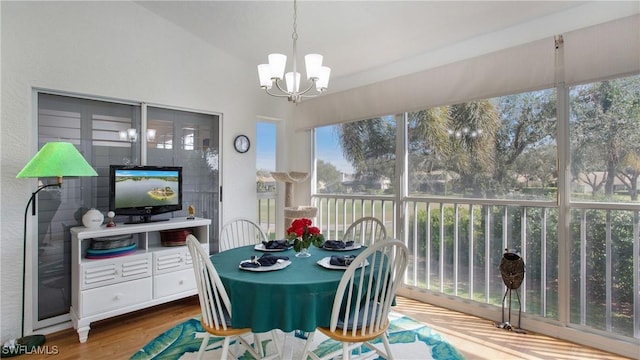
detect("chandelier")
[257,0,330,103]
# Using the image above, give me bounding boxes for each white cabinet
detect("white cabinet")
[70,217,210,343]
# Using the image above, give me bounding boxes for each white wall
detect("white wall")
[0,1,289,340]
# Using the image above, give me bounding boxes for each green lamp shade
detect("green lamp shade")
[16,142,98,178]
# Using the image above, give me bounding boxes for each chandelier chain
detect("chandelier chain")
[292,0,298,41]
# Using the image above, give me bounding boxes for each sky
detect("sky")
[256,122,276,171]
[256,122,354,173]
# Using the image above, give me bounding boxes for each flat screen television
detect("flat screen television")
[109,165,183,224]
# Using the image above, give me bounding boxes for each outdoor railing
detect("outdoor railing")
[257,191,277,239]
[312,194,396,240]
[307,193,639,342]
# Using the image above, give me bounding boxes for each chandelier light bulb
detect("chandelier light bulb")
[316,66,331,91]
[269,54,287,80]
[126,128,138,142]
[146,129,156,141]
[268,53,287,80]
[257,64,272,89]
[285,72,301,93]
[304,54,323,80]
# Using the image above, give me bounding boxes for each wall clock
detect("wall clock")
[234,134,250,153]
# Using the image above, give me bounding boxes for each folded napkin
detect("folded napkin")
[241,254,290,268]
[329,255,356,266]
[262,240,290,249]
[323,240,354,249]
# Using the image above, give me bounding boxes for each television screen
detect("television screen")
[109,165,183,223]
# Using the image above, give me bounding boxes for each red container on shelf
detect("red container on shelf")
[159,228,192,246]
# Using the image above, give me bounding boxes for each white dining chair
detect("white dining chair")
[342,216,387,246]
[186,235,279,360]
[219,217,268,252]
[300,239,409,360]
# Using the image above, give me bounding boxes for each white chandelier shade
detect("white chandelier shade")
[269,53,287,80]
[304,54,323,79]
[285,71,300,93]
[257,0,330,103]
[257,53,331,101]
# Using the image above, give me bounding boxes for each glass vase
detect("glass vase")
[295,246,311,258]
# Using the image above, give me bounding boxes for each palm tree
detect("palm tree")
[336,117,396,192]
[447,101,499,195]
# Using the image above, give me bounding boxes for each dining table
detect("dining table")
[209,243,366,334]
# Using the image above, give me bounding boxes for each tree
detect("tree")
[407,107,452,193]
[406,101,500,196]
[618,152,640,200]
[316,160,342,193]
[494,90,557,192]
[513,144,557,189]
[336,117,396,192]
[256,169,275,192]
[447,101,499,195]
[571,76,640,198]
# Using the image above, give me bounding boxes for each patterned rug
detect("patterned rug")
[131,312,464,359]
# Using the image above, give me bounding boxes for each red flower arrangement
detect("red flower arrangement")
[286,218,325,252]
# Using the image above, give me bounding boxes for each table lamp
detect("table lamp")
[2,142,98,358]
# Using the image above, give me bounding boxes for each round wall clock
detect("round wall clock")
[234,134,250,153]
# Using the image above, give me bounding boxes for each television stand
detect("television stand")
[124,216,170,225]
[70,217,211,343]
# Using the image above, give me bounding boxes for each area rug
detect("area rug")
[131,312,464,359]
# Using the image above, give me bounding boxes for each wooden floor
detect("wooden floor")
[25,295,630,360]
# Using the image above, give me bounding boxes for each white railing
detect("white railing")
[257,191,277,239]
[312,194,395,240]
[307,193,639,343]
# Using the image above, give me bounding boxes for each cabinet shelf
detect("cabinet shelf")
[70,217,210,343]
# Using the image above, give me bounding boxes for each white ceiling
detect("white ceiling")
[136,1,639,93]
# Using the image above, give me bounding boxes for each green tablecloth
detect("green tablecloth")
[209,244,365,333]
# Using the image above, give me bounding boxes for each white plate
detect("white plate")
[239,259,292,272]
[317,256,368,270]
[254,243,292,252]
[322,243,362,251]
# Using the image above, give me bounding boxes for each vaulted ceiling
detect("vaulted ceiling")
[137,1,639,93]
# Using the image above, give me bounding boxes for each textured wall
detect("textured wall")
[0,0,289,340]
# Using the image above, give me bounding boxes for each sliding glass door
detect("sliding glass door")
[146,106,220,249]
[33,92,220,331]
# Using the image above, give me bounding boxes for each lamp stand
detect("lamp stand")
[1,183,59,358]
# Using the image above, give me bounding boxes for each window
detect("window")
[315,116,396,195]
[36,93,140,328]
[34,93,220,331]
[569,75,640,203]
[311,74,640,343]
[314,117,396,239]
[407,89,557,200]
[568,74,640,337]
[256,121,277,238]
